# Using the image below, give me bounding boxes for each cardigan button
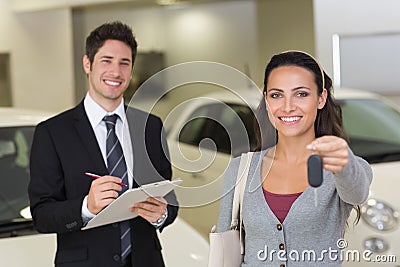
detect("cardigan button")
[279,243,285,250]
[277,224,282,231]
[113,254,120,262]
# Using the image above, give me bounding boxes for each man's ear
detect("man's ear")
[318,88,328,109]
[83,55,91,75]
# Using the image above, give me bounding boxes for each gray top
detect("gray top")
[217,149,372,267]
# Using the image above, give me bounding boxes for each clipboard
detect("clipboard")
[82,179,182,230]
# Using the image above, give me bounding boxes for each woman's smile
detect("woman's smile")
[279,116,302,124]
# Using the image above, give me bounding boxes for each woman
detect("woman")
[217,51,372,266]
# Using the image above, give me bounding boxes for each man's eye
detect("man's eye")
[101,60,111,63]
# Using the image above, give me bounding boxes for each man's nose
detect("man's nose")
[109,62,121,76]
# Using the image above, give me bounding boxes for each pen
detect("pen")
[85,172,128,187]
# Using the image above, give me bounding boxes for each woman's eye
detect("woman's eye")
[269,93,280,99]
[297,92,309,97]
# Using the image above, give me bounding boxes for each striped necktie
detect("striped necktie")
[103,114,131,262]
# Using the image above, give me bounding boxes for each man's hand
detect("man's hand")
[131,197,167,224]
[87,175,123,214]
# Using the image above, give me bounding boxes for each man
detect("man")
[28,21,178,267]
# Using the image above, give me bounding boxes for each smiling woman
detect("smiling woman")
[264,65,327,139]
[216,51,372,267]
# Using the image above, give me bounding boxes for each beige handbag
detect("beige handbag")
[208,152,254,267]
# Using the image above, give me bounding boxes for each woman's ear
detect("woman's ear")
[318,88,328,109]
[83,55,91,75]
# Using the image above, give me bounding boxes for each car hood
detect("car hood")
[369,161,400,209]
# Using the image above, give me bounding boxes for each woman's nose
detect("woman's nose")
[283,97,295,112]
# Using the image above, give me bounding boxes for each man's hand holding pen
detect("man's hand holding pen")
[87,174,124,214]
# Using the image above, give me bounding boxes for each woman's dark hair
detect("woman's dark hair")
[85,21,138,67]
[254,51,348,151]
[253,51,360,224]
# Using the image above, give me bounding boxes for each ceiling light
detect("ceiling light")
[157,0,178,5]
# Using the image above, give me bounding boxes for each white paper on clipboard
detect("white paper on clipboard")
[82,179,182,230]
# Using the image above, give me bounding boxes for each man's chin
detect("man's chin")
[103,92,125,101]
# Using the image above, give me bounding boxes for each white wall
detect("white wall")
[0,0,315,111]
[11,0,131,12]
[314,0,400,105]
[0,0,75,112]
[313,0,400,81]
[164,2,258,78]
[75,1,258,82]
[257,0,315,87]
[71,1,260,107]
[76,5,166,52]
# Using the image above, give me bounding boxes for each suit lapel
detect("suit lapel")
[73,101,108,175]
[126,107,162,186]
[126,107,139,187]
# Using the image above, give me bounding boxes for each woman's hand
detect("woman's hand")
[307,135,349,173]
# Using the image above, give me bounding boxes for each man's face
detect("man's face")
[83,39,133,108]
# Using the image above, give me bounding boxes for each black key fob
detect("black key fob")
[308,154,323,187]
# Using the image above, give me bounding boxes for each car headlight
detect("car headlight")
[361,199,399,231]
[363,237,389,253]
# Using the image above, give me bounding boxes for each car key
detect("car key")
[308,154,323,207]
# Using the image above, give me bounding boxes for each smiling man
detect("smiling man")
[28,21,178,267]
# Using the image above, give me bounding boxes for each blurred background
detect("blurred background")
[1,0,400,113]
[2,2,400,266]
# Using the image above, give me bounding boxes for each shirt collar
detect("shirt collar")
[84,93,126,128]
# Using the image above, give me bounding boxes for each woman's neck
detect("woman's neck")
[274,135,315,164]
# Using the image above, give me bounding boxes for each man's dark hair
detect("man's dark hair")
[85,21,138,66]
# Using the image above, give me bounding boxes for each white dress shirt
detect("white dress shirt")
[81,93,133,221]
[80,93,167,227]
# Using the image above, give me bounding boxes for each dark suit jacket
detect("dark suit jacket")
[28,101,178,267]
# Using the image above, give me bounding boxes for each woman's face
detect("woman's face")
[264,65,327,139]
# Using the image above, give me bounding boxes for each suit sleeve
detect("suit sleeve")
[156,118,178,232]
[28,122,84,233]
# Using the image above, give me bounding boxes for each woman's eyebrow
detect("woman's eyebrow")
[267,86,311,92]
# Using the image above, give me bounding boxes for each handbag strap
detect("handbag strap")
[230,152,254,254]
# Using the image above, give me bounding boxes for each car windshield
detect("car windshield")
[340,98,400,163]
[178,102,257,157]
[0,126,34,224]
